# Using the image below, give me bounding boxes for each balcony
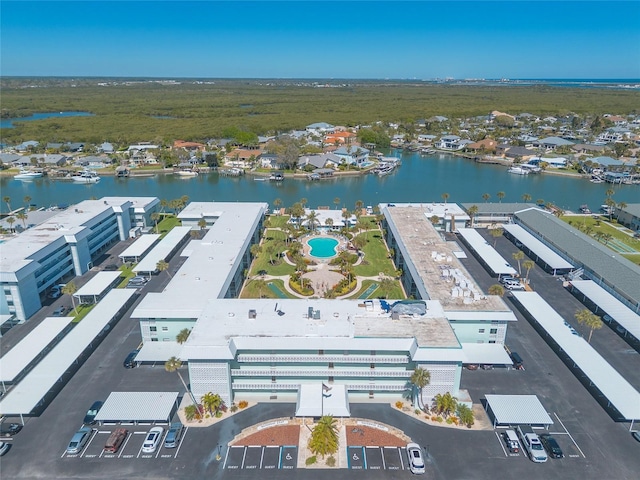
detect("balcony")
[236,353,409,364]
[231,368,412,378]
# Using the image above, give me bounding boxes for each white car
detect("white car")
[141,427,164,453]
[407,443,425,474]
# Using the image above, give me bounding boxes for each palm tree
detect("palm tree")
[456,404,475,428]
[441,192,450,204]
[250,244,262,259]
[482,193,490,203]
[355,199,364,213]
[496,191,506,203]
[341,209,352,228]
[62,282,78,314]
[536,198,544,206]
[6,216,15,232]
[299,197,308,208]
[197,218,207,230]
[253,278,268,298]
[273,198,282,212]
[150,212,160,233]
[574,309,603,343]
[333,197,340,210]
[157,259,171,278]
[352,235,366,253]
[410,367,431,410]
[201,392,223,416]
[523,260,535,284]
[522,193,532,203]
[176,328,191,344]
[325,218,334,229]
[378,277,396,299]
[306,210,319,232]
[429,215,440,227]
[24,195,31,209]
[512,251,525,275]
[3,196,12,213]
[165,356,199,408]
[433,392,457,418]
[467,205,479,226]
[15,211,27,229]
[308,416,339,458]
[160,199,168,213]
[290,202,305,224]
[488,284,505,296]
[490,227,504,246]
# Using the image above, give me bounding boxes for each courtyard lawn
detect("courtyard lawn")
[70,304,95,323]
[562,215,640,262]
[352,232,398,277]
[265,214,291,229]
[157,215,182,237]
[249,229,296,277]
[240,278,297,299]
[347,279,406,300]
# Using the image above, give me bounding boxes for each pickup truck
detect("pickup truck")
[516,425,548,463]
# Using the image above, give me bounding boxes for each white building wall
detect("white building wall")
[190,362,233,405]
[418,362,458,405]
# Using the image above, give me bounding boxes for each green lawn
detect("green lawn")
[249,229,295,277]
[156,215,182,237]
[347,279,406,300]
[562,215,640,262]
[70,303,95,323]
[240,277,297,299]
[352,232,398,277]
[265,214,291,229]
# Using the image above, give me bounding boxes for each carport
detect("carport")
[133,226,191,275]
[456,228,517,277]
[73,271,123,304]
[94,391,179,425]
[461,343,513,366]
[484,394,553,428]
[118,233,161,263]
[295,384,350,417]
[503,223,574,275]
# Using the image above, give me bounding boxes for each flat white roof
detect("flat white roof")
[133,226,192,273]
[0,317,72,383]
[456,228,517,276]
[446,310,517,322]
[503,224,573,270]
[570,280,640,341]
[484,394,553,425]
[118,234,161,260]
[295,384,350,417]
[461,343,513,364]
[511,291,640,420]
[136,341,184,362]
[0,289,136,415]
[132,202,268,318]
[94,391,179,422]
[74,271,122,298]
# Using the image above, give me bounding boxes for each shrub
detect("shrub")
[436,416,444,423]
[238,400,248,409]
[230,404,238,413]
[305,456,317,466]
[414,409,421,415]
[395,401,404,409]
[215,411,223,418]
[326,456,336,467]
[431,416,438,421]
[446,417,453,424]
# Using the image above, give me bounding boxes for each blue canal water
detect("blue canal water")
[0,111,94,129]
[307,237,339,258]
[1,151,637,212]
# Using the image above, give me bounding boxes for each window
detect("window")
[490,328,498,334]
[478,328,485,334]
[489,340,496,344]
[149,326,157,332]
[151,338,158,342]
[162,326,168,332]
[163,338,170,342]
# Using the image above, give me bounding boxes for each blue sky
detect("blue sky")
[2,1,639,79]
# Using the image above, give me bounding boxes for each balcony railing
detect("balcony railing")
[236,353,409,364]
[231,368,412,378]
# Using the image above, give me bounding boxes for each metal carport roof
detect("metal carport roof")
[456,228,517,276]
[118,234,161,261]
[73,271,122,303]
[503,224,573,271]
[94,391,179,423]
[570,280,640,341]
[484,394,553,426]
[461,343,513,364]
[135,341,183,362]
[0,317,72,384]
[133,227,191,274]
[510,291,640,421]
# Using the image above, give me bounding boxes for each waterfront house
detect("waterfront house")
[532,136,574,151]
[100,142,114,154]
[333,145,370,166]
[529,156,567,168]
[437,135,466,151]
[15,140,39,152]
[466,138,497,153]
[26,154,68,167]
[324,131,355,146]
[259,153,280,169]
[298,153,340,170]
[0,153,22,166]
[173,140,205,151]
[572,143,605,155]
[590,156,625,169]
[505,146,536,161]
[417,134,437,144]
[613,204,640,233]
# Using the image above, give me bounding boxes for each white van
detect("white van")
[503,430,520,453]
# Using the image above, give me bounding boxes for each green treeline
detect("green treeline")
[1,79,639,145]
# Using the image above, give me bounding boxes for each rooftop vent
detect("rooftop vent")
[248,309,257,319]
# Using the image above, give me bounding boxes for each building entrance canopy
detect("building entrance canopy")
[295,384,350,417]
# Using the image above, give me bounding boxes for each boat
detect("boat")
[175,169,198,177]
[507,166,530,175]
[579,204,591,214]
[71,169,100,183]
[14,168,44,180]
[590,176,604,183]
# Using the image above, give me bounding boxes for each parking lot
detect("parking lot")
[347,446,410,471]
[224,445,297,470]
[61,425,188,459]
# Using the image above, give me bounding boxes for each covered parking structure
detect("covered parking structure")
[502,224,574,275]
[456,228,517,277]
[0,289,137,421]
[461,343,513,366]
[510,291,640,429]
[569,280,640,343]
[94,391,179,425]
[73,271,122,304]
[118,233,161,263]
[484,394,553,428]
[0,317,73,390]
[133,226,191,275]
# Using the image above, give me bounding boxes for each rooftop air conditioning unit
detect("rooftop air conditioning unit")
[248,309,257,319]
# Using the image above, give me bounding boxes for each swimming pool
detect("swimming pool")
[307,237,339,258]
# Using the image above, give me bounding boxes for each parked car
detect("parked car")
[48,284,67,298]
[406,442,425,474]
[506,282,525,291]
[83,401,103,425]
[500,276,517,285]
[632,431,640,443]
[103,264,119,271]
[104,428,128,453]
[66,426,92,454]
[164,422,184,448]
[123,349,139,368]
[52,305,70,317]
[464,364,479,370]
[510,351,524,369]
[502,430,520,453]
[141,427,164,453]
[0,423,23,438]
[0,441,10,456]
[540,433,564,458]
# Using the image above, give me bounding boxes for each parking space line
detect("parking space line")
[174,427,187,458]
[259,446,265,468]
[241,446,247,468]
[79,429,98,458]
[118,432,133,458]
[380,447,386,469]
[399,447,404,470]
[495,431,508,457]
[222,446,230,469]
[155,430,168,458]
[554,412,586,458]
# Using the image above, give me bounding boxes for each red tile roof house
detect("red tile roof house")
[173,140,206,151]
[466,138,497,153]
[224,148,263,165]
